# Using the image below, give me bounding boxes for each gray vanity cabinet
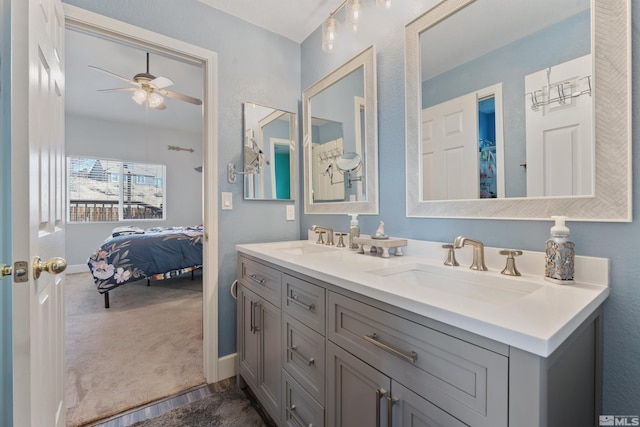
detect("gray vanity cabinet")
[237,258,282,424]
[327,341,392,426]
[281,273,327,426]
[328,291,507,427]
[327,340,466,426]
[236,253,602,427]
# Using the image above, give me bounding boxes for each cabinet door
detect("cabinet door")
[238,286,259,388]
[257,295,282,423]
[283,370,325,427]
[392,381,468,427]
[283,313,325,404]
[327,342,391,427]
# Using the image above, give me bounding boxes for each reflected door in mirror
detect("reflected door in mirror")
[524,54,593,197]
[417,0,591,201]
[243,102,296,200]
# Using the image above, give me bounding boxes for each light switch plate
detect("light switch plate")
[286,205,295,221]
[221,192,233,210]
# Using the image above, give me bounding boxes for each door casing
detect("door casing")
[63,4,220,381]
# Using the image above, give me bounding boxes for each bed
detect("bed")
[87,225,203,308]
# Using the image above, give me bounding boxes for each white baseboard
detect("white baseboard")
[66,264,88,274]
[218,353,237,380]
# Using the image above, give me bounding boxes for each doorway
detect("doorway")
[64,3,219,423]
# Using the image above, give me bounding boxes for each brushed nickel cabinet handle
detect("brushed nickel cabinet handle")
[376,388,388,427]
[387,395,398,427]
[287,293,315,311]
[286,404,313,427]
[287,345,315,366]
[364,333,417,364]
[252,302,261,333]
[249,274,266,285]
[249,301,255,333]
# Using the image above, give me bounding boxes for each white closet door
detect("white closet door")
[421,93,478,200]
[525,54,593,197]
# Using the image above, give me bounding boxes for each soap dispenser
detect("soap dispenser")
[544,216,575,284]
[348,214,360,250]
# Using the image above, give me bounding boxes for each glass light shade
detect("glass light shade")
[322,16,338,53]
[132,89,147,105]
[376,0,391,9]
[347,0,363,31]
[148,92,164,108]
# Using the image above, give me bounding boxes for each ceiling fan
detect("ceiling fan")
[89,52,202,110]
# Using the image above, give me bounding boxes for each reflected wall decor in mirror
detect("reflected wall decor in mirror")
[243,102,296,200]
[405,0,631,220]
[303,45,378,215]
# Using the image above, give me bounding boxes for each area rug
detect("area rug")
[130,384,265,427]
[65,272,205,427]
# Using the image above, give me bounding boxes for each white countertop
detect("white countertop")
[236,238,609,357]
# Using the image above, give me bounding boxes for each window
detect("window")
[67,156,166,222]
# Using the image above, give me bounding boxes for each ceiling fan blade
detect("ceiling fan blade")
[150,76,173,89]
[162,89,203,106]
[97,87,138,93]
[88,65,136,84]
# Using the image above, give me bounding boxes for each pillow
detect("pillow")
[112,226,145,237]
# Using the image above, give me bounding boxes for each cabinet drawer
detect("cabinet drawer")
[239,256,282,308]
[283,274,326,335]
[283,313,325,405]
[283,370,325,427]
[328,292,508,427]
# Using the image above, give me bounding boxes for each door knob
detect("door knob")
[1,263,12,278]
[33,256,67,279]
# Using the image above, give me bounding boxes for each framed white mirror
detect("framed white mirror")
[303,45,378,215]
[405,0,631,220]
[243,102,296,200]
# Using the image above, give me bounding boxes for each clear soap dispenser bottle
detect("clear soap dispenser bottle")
[348,214,360,250]
[544,216,575,284]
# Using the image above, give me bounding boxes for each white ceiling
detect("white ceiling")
[65,28,205,132]
[196,0,344,43]
[65,1,343,132]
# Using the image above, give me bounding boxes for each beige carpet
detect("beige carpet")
[65,272,205,427]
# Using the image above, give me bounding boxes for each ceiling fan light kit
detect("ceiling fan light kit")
[89,52,202,110]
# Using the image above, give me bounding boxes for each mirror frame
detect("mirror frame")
[242,102,297,201]
[405,0,631,221]
[303,45,379,215]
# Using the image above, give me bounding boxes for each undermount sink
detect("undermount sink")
[264,240,337,256]
[367,263,542,305]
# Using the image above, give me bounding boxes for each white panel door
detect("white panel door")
[525,54,593,197]
[421,93,478,200]
[12,0,66,426]
[311,138,345,202]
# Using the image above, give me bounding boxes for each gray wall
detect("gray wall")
[63,0,301,358]
[65,114,203,266]
[300,0,639,416]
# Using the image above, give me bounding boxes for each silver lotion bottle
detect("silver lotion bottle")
[348,214,360,250]
[544,216,575,284]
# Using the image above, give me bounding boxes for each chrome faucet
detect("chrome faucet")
[453,236,488,271]
[310,225,334,245]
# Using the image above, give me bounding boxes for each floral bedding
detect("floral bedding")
[87,225,203,293]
